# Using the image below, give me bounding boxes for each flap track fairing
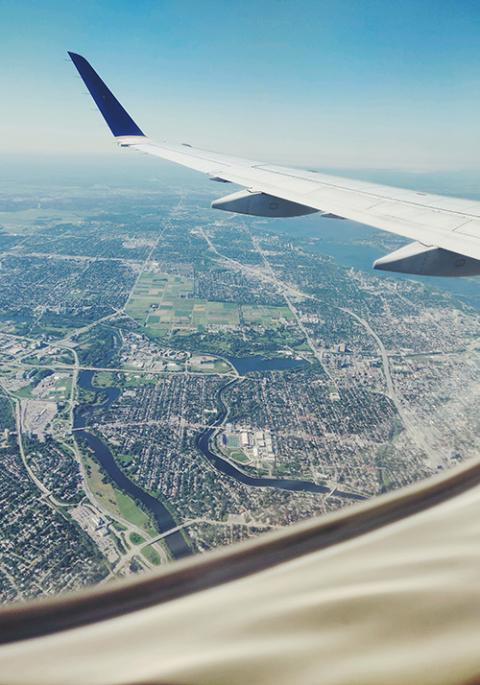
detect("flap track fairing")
[374,241,480,277]
[212,189,318,218]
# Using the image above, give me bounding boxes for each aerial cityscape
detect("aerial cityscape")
[1,173,480,602]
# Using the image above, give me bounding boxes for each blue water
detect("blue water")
[266,214,480,310]
[195,378,365,501]
[74,370,191,559]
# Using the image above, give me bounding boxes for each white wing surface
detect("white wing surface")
[68,52,480,276]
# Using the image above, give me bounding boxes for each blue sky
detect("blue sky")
[2,0,480,169]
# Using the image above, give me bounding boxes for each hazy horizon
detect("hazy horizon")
[2,0,480,170]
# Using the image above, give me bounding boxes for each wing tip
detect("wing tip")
[67,51,84,63]
[67,51,145,138]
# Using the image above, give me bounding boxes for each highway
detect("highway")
[339,306,440,467]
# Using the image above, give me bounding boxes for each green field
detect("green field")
[127,271,240,333]
[44,374,72,400]
[92,371,116,387]
[226,448,249,464]
[80,451,157,536]
[115,492,156,534]
[241,305,293,326]
[11,382,36,399]
[141,543,162,565]
[189,355,233,374]
[219,433,250,465]
[11,372,72,400]
[123,373,158,387]
[127,269,292,336]
[0,208,83,233]
[129,532,145,545]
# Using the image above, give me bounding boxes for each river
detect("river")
[73,370,191,559]
[195,377,365,501]
[74,365,364,563]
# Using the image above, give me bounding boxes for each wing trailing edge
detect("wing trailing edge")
[68,52,480,276]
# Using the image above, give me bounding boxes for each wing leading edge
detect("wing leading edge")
[68,51,480,277]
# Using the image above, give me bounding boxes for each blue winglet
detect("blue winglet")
[68,52,145,137]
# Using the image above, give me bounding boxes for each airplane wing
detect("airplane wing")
[68,51,480,277]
